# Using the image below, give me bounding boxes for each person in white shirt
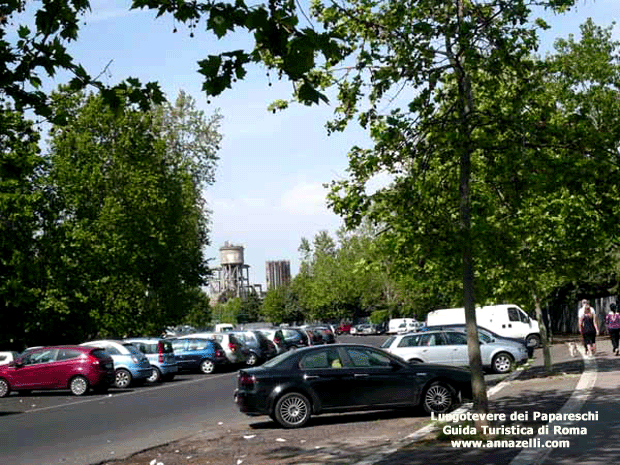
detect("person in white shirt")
[578,299,595,319]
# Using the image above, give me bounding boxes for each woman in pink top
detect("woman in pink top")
[606,303,620,355]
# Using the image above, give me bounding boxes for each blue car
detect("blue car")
[80,340,152,388]
[170,338,228,374]
[124,338,179,383]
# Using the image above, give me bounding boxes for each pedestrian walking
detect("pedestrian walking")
[580,304,599,355]
[606,303,620,355]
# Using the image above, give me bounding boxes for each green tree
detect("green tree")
[39,89,217,340]
[261,286,288,324]
[0,108,45,348]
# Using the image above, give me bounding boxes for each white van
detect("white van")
[425,304,541,348]
[388,318,422,334]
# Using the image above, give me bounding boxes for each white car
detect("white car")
[381,330,528,374]
[0,351,18,365]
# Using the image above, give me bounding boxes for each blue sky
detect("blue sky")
[29,0,620,288]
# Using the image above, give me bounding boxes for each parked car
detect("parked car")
[381,330,528,374]
[351,323,377,335]
[255,329,289,354]
[80,340,152,388]
[230,331,278,366]
[305,326,336,343]
[234,343,472,428]
[0,346,115,397]
[424,324,534,358]
[178,332,248,364]
[170,337,229,374]
[124,338,179,383]
[335,324,352,335]
[280,328,309,348]
[0,351,18,366]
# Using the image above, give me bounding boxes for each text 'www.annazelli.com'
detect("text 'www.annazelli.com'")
[451,438,570,449]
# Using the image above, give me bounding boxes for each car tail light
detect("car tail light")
[158,343,164,363]
[238,372,256,389]
[215,349,225,358]
[229,342,239,353]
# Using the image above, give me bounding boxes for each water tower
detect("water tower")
[209,242,251,301]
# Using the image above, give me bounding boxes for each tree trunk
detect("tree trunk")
[534,293,552,373]
[455,0,488,415]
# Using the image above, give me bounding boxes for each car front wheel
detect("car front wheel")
[526,334,541,349]
[246,352,259,366]
[0,378,10,398]
[115,369,132,389]
[274,392,311,428]
[200,359,215,374]
[70,376,89,396]
[492,352,514,374]
[422,381,456,415]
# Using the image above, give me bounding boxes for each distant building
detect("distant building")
[209,242,252,303]
[265,260,291,290]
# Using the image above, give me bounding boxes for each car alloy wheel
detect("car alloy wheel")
[115,369,132,389]
[0,378,9,398]
[147,367,162,383]
[200,359,215,374]
[422,381,455,414]
[492,352,514,374]
[246,353,259,366]
[70,376,89,396]
[274,392,311,428]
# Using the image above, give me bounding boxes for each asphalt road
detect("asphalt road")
[0,368,246,465]
[0,334,505,465]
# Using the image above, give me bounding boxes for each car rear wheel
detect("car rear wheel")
[115,369,132,389]
[422,381,456,414]
[200,359,215,374]
[274,392,311,428]
[70,376,89,396]
[0,378,10,398]
[246,352,259,366]
[492,352,514,374]
[147,367,162,383]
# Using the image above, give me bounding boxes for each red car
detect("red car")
[336,324,352,335]
[0,346,115,397]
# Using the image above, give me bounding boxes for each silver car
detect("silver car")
[124,338,179,383]
[381,330,528,374]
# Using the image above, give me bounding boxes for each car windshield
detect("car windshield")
[381,336,395,348]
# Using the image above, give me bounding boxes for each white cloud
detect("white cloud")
[279,182,332,217]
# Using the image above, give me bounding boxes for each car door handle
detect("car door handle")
[304,374,319,380]
[354,373,369,378]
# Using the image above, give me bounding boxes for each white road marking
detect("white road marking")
[22,372,234,414]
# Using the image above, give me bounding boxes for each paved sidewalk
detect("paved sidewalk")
[369,339,591,465]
